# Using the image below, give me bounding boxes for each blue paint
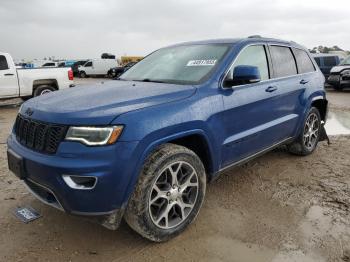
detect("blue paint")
[7,37,327,215]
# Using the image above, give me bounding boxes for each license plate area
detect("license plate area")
[7,149,25,179]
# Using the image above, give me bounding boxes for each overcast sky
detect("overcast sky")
[1,0,349,61]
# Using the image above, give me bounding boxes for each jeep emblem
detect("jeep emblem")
[24,107,34,116]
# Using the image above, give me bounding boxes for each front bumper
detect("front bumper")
[7,133,139,216]
[327,74,350,87]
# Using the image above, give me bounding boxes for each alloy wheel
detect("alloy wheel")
[303,112,319,150]
[148,161,199,229]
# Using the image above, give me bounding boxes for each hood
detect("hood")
[330,65,350,73]
[21,80,196,125]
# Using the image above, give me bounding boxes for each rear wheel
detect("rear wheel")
[33,85,56,97]
[124,144,206,242]
[288,107,321,156]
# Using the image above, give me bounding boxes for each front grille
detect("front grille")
[14,114,67,154]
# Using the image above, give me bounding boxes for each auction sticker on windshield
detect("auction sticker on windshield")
[186,60,217,66]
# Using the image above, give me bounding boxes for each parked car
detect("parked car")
[0,52,74,100]
[107,62,137,78]
[327,56,350,90]
[71,60,88,76]
[101,53,116,59]
[7,37,328,242]
[58,60,76,68]
[78,59,117,78]
[41,62,59,68]
[312,54,340,78]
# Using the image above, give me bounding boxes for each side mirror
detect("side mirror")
[224,65,261,87]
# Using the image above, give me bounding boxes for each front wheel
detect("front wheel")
[124,144,206,242]
[288,107,321,156]
[79,71,87,78]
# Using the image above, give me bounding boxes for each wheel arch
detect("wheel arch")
[310,97,328,121]
[32,79,58,95]
[121,129,216,205]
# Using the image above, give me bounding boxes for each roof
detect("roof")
[165,36,304,49]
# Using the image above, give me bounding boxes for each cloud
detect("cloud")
[0,0,349,60]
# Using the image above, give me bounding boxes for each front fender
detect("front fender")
[120,128,216,205]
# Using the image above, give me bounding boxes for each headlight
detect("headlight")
[341,70,350,76]
[65,126,123,146]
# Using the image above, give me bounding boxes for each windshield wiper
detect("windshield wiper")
[134,78,166,83]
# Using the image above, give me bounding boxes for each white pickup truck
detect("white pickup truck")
[0,52,74,100]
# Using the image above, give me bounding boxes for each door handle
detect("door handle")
[4,73,14,76]
[265,86,277,92]
[300,79,309,85]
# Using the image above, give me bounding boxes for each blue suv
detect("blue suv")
[7,37,328,242]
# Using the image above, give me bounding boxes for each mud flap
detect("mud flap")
[100,208,125,230]
[319,122,330,145]
[84,208,125,230]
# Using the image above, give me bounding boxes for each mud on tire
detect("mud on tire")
[288,107,321,156]
[124,143,206,242]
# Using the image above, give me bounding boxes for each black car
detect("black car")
[72,60,88,76]
[327,56,350,90]
[107,62,137,78]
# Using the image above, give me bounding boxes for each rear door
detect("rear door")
[266,45,308,139]
[291,47,318,115]
[0,54,18,97]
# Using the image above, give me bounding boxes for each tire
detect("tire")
[33,85,56,97]
[333,84,344,91]
[288,107,321,156]
[79,71,87,78]
[124,143,206,242]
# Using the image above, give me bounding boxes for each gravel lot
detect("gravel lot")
[0,79,349,261]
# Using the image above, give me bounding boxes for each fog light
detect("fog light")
[62,175,97,190]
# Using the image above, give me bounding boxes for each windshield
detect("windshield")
[341,56,350,65]
[120,44,231,85]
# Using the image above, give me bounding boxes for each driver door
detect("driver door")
[220,44,288,168]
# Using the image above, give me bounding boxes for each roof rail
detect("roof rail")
[248,35,262,38]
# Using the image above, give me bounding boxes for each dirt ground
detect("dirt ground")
[0,80,349,261]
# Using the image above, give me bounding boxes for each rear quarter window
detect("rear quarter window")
[0,55,9,70]
[270,46,297,78]
[293,49,315,74]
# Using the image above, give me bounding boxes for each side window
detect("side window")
[85,61,92,67]
[229,45,269,81]
[270,46,297,78]
[293,49,315,74]
[0,55,9,70]
[323,56,337,67]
